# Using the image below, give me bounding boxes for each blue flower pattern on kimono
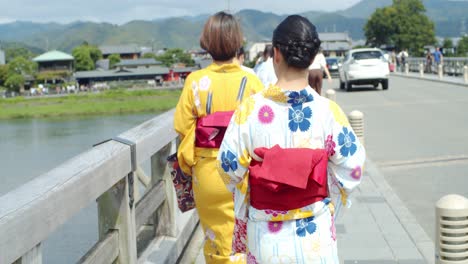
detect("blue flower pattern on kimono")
[338,127,357,156]
[295,216,317,237]
[287,90,314,106]
[221,150,238,172]
[288,105,312,132]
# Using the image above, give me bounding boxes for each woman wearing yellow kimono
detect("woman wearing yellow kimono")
[174,12,263,263]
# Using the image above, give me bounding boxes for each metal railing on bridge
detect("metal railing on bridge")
[406,57,468,76]
[0,109,198,264]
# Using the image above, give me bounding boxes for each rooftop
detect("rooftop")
[99,44,141,55]
[32,50,74,62]
[114,58,162,67]
[319,32,351,42]
[322,41,352,51]
[74,66,170,79]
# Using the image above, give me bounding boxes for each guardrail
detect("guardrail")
[0,109,198,264]
[406,57,468,76]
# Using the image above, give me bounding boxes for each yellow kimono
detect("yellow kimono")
[174,63,263,263]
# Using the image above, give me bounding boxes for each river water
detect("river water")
[0,113,158,263]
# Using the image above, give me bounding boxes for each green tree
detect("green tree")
[442,38,454,57]
[5,47,34,62]
[0,65,9,86]
[156,48,194,67]
[108,54,121,68]
[72,42,102,71]
[457,36,468,56]
[4,74,25,92]
[8,56,37,75]
[364,0,436,56]
[72,47,94,71]
[142,53,158,59]
[443,38,454,49]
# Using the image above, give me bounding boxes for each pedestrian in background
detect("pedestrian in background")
[255,45,277,88]
[236,47,255,75]
[433,47,443,67]
[174,11,264,263]
[425,50,433,73]
[308,48,331,95]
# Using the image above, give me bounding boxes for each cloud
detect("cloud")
[0,0,361,24]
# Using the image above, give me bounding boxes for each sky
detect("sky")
[0,0,362,24]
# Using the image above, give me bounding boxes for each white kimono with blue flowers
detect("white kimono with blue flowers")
[217,85,366,264]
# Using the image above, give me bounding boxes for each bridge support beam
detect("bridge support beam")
[13,244,42,264]
[151,141,177,237]
[97,176,137,264]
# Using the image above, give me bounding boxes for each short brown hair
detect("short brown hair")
[200,12,243,61]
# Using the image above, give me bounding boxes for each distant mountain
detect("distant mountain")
[338,0,392,19]
[0,0,466,53]
[0,21,65,41]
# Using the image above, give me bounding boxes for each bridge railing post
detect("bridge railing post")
[438,64,444,79]
[435,194,468,264]
[325,89,336,101]
[464,66,468,84]
[151,140,177,237]
[348,110,364,146]
[97,175,137,264]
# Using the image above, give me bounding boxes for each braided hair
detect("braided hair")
[273,15,321,69]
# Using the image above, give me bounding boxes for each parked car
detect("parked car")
[338,48,390,91]
[324,57,340,77]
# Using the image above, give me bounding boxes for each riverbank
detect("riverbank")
[0,89,182,119]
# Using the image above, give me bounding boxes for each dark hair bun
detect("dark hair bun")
[273,15,321,69]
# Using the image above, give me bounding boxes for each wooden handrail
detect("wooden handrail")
[0,109,195,264]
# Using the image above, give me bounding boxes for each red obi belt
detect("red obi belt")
[195,111,234,148]
[249,145,329,211]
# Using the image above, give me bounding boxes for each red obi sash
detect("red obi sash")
[195,111,234,148]
[249,145,329,211]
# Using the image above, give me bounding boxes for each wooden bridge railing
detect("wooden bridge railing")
[0,109,199,264]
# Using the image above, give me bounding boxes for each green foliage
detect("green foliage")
[364,0,436,56]
[155,48,195,67]
[35,70,71,82]
[353,45,371,49]
[5,46,34,62]
[8,56,37,75]
[0,88,182,119]
[4,74,25,92]
[72,42,102,71]
[0,65,9,85]
[108,54,121,68]
[443,38,453,49]
[457,36,468,56]
[142,53,158,59]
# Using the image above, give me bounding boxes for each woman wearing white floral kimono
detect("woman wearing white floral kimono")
[217,15,366,264]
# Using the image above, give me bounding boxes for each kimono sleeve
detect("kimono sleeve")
[174,75,198,175]
[326,101,366,206]
[217,97,255,193]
